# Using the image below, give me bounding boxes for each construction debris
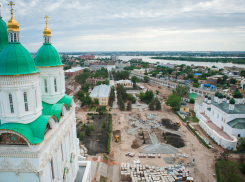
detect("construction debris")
[121,162,192,182]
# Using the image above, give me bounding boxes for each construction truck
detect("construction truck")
[115,136,120,142]
[175,122,181,127]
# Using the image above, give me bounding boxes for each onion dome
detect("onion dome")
[218,93,223,99]
[0,43,39,75]
[208,97,211,100]
[35,44,63,66]
[43,15,51,36]
[233,88,243,98]
[230,98,235,104]
[215,92,219,97]
[205,95,208,98]
[35,15,63,67]
[227,97,230,100]
[7,4,19,32]
[223,95,226,98]
[0,16,8,52]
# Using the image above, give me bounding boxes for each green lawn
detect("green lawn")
[186,116,199,123]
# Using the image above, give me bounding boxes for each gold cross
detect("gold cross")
[44,15,49,25]
[8,1,15,14]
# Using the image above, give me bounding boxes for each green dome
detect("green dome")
[227,97,230,100]
[0,18,8,52]
[223,95,226,98]
[205,95,208,98]
[230,98,235,104]
[35,43,63,67]
[0,43,39,75]
[208,97,211,100]
[218,93,223,99]
[215,92,219,97]
[233,88,243,99]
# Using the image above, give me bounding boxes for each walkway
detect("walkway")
[206,121,233,141]
[142,144,178,154]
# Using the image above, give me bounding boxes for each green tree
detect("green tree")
[144,76,150,83]
[193,82,199,88]
[83,93,92,106]
[173,84,190,97]
[119,101,125,111]
[155,99,161,110]
[96,106,108,115]
[230,78,237,84]
[127,101,132,111]
[156,90,159,95]
[79,132,84,141]
[81,83,90,93]
[139,92,145,101]
[93,98,99,106]
[237,137,245,151]
[85,127,91,135]
[77,91,85,102]
[102,121,106,128]
[92,114,95,119]
[190,98,195,103]
[219,160,243,182]
[166,93,181,110]
[149,101,155,111]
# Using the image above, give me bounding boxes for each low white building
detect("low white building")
[194,89,245,150]
[115,80,133,88]
[89,85,110,106]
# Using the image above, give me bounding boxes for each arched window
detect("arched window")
[23,92,28,111]
[9,93,14,113]
[44,79,48,93]
[54,78,57,92]
[44,123,51,135]
[0,133,28,145]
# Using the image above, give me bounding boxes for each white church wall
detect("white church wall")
[38,66,65,104]
[0,74,42,124]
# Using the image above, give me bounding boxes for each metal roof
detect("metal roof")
[0,43,39,75]
[89,84,110,98]
[65,67,88,73]
[212,102,245,114]
[0,18,8,52]
[35,43,63,67]
[227,118,245,129]
[116,80,133,84]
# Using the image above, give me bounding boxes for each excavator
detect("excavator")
[175,122,181,127]
[115,136,120,142]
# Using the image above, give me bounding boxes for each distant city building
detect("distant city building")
[110,55,118,61]
[85,77,106,86]
[89,65,105,71]
[130,58,142,62]
[224,66,244,72]
[89,85,110,106]
[65,67,88,76]
[78,55,95,60]
[194,73,202,78]
[115,61,130,68]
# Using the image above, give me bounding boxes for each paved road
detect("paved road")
[142,144,179,154]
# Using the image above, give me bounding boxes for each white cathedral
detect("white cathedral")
[0,3,91,182]
[195,88,245,150]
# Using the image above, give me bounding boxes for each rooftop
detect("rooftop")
[116,80,133,83]
[65,67,88,73]
[90,84,110,98]
[227,118,245,129]
[212,101,245,114]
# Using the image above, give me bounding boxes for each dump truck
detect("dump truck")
[115,136,120,142]
[175,121,181,127]
[158,86,162,89]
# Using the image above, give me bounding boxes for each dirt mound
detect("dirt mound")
[113,130,120,136]
[166,132,185,148]
[131,139,141,149]
[162,119,179,131]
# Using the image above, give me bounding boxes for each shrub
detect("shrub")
[107,132,111,153]
[108,119,112,133]
[190,98,195,103]
[79,132,84,141]
[92,114,95,119]
[144,139,146,144]
[102,121,106,128]
[81,125,85,131]
[85,127,91,135]
[99,115,102,119]
[87,120,90,124]
[90,123,94,131]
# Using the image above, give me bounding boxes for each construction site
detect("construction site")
[75,83,218,182]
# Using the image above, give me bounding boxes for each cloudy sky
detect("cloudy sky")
[1,0,245,52]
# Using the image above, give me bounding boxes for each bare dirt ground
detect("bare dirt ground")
[142,83,172,98]
[109,107,217,182]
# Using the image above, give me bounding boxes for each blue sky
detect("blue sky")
[1,0,245,52]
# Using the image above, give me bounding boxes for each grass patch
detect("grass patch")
[103,154,108,161]
[88,107,94,111]
[186,116,199,123]
[100,176,106,182]
[215,162,221,182]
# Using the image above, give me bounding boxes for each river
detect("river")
[68,55,245,69]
